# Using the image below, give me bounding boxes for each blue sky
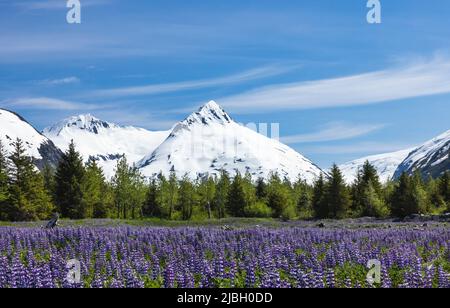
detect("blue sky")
[0,0,449,168]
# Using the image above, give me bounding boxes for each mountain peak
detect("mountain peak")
[182,101,232,126]
[43,114,116,136]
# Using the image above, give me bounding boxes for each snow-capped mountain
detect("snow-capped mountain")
[340,129,450,183]
[393,130,450,179]
[43,114,170,179]
[339,149,413,184]
[0,109,62,169]
[138,101,324,183]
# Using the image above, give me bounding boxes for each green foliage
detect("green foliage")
[226,172,249,217]
[324,165,351,219]
[142,179,160,218]
[112,156,146,219]
[1,137,449,222]
[55,140,86,219]
[266,173,295,220]
[245,201,273,218]
[5,139,53,221]
[83,158,110,218]
[0,141,9,220]
[352,161,389,218]
[213,170,230,219]
[390,172,430,218]
[312,174,327,219]
[198,176,216,219]
[177,175,197,220]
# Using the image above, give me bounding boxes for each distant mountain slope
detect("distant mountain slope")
[138,101,324,183]
[0,109,62,169]
[43,114,170,178]
[393,130,450,179]
[339,149,413,184]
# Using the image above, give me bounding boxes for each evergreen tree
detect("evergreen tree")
[324,165,351,219]
[226,172,247,217]
[297,188,312,218]
[83,158,108,218]
[7,139,53,221]
[0,140,10,220]
[213,170,230,219]
[312,174,327,219]
[41,163,56,202]
[143,179,160,218]
[255,177,267,201]
[55,140,85,219]
[390,172,428,218]
[352,161,384,217]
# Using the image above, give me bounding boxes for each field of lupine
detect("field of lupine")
[0,226,449,288]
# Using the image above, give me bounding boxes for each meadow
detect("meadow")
[0,220,449,288]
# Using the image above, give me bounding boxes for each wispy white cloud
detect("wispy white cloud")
[89,65,296,98]
[220,56,450,112]
[39,76,80,86]
[1,97,101,111]
[281,122,386,144]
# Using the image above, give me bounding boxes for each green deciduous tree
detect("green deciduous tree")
[213,170,230,219]
[178,175,197,220]
[112,156,146,219]
[198,176,216,219]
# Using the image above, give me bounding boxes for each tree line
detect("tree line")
[0,138,449,221]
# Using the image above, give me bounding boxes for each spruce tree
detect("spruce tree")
[390,172,428,217]
[0,140,10,220]
[143,179,160,218]
[352,161,384,217]
[7,138,53,221]
[226,172,247,217]
[83,158,108,218]
[55,140,85,219]
[312,174,327,219]
[325,165,351,219]
[41,163,56,202]
[255,177,267,201]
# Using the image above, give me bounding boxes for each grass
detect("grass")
[0,217,448,229]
